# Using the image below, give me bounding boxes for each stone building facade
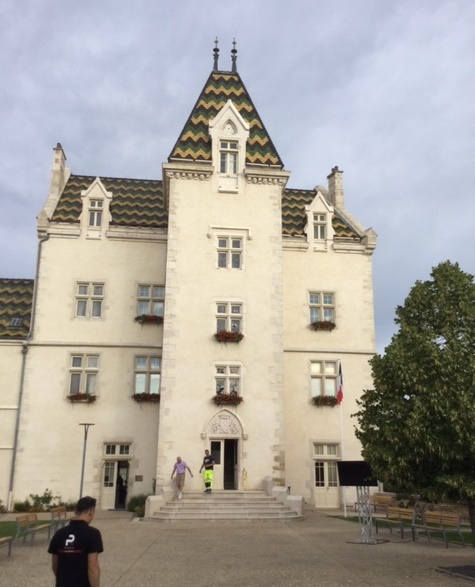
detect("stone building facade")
[0,49,377,510]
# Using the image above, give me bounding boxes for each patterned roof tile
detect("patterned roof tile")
[282,188,361,239]
[52,176,167,228]
[0,279,34,340]
[169,71,283,168]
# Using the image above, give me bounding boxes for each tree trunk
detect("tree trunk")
[467,499,475,547]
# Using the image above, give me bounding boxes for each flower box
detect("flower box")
[310,321,336,331]
[67,393,96,403]
[311,395,338,407]
[213,330,244,343]
[212,393,244,406]
[134,314,164,325]
[132,393,160,403]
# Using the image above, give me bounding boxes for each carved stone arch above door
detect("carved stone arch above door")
[202,409,247,439]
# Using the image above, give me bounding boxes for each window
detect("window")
[314,443,339,457]
[314,443,339,488]
[216,302,242,332]
[215,364,241,395]
[9,317,23,328]
[103,462,114,487]
[137,285,164,316]
[134,356,161,395]
[309,292,335,323]
[310,361,337,398]
[219,141,238,175]
[313,213,327,240]
[88,199,103,227]
[217,236,242,269]
[105,443,131,456]
[315,461,338,487]
[76,282,104,318]
[69,354,99,396]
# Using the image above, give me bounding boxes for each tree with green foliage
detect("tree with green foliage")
[355,261,475,539]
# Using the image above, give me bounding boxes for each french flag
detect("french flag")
[336,363,343,405]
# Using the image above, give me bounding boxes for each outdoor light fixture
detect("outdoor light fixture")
[79,422,95,498]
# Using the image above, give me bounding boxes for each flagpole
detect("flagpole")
[338,362,346,516]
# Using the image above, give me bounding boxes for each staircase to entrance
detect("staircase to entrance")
[147,490,303,523]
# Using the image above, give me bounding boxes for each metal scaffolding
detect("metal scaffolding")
[356,485,376,544]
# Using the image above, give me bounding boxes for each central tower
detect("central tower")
[155,41,289,494]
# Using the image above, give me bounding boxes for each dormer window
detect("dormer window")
[313,214,326,240]
[209,102,249,193]
[88,199,103,227]
[220,141,238,175]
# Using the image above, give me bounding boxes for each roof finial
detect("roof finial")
[231,38,238,73]
[213,37,219,71]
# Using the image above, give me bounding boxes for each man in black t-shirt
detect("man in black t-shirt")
[48,496,103,587]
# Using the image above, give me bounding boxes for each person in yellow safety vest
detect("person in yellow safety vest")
[199,449,215,493]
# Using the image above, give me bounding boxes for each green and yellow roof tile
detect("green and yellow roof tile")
[169,72,283,168]
[282,188,361,238]
[52,176,167,228]
[0,279,34,339]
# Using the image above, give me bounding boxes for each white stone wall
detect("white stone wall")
[0,343,25,507]
[10,229,166,507]
[157,164,288,492]
[282,243,376,505]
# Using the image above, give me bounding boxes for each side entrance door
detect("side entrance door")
[314,460,340,507]
[210,439,238,490]
[101,460,130,509]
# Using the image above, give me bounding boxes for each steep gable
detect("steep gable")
[168,71,284,168]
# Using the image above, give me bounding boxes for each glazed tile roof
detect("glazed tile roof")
[52,175,167,228]
[0,279,34,339]
[282,188,361,238]
[169,71,283,168]
[52,176,359,238]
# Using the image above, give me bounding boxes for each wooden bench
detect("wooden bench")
[375,506,415,539]
[354,493,396,513]
[373,494,396,512]
[412,511,469,548]
[15,513,52,545]
[50,505,74,532]
[0,536,13,556]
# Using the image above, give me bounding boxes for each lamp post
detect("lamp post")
[79,423,95,498]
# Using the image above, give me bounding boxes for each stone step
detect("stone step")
[147,490,303,523]
[160,506,293,514]
[149,512,302,522]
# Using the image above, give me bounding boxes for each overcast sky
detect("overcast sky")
[1,0,474,353]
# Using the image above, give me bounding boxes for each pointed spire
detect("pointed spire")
[231,38,238,73]
[213,37,219,71]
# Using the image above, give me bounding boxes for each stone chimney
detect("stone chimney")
[38,143,70,233]
[49,143,67,199]
[327,166,344,208]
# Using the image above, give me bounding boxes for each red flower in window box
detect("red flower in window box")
[213,330,244,343]
[132,393,160,403]
[311,395,338,407]
[310,321,336,331]
[134,315,164,325]
[212,393,243,406]
[67,393,96,403]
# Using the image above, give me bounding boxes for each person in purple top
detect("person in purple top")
[170,456,194,499]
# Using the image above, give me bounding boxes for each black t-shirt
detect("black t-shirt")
[48,520,104,587]
[203,455,214,470]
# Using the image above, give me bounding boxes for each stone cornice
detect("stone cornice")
[163,162,213,182]
[165,170,212,181]
[244,169,290,186]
